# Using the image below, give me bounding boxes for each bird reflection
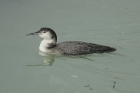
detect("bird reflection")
[26,51,55,66]
[26,51,95,66]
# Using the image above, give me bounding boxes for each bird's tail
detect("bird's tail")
[105,47,116,53]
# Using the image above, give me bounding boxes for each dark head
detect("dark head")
[26,27,57,42]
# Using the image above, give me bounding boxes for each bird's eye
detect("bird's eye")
[43,31,46,33]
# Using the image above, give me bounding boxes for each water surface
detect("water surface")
[0,0,140,93]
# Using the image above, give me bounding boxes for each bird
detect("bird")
[26,27,116,55]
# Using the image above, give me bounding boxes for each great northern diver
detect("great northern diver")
[26,27,116,55]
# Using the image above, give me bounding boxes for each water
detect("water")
[0,0,140,93]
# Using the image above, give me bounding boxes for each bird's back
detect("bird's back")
[52,41,116,55]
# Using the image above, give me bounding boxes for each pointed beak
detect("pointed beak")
[26,31,39,36]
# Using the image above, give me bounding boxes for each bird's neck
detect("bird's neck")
[39,39,56,52]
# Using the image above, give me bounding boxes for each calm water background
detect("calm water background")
[0,0,140,93]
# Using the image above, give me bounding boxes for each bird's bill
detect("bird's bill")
[26,31,39,36]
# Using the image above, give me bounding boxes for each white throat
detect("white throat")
[39,39,55,52]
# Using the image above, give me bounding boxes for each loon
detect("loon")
[26,27,116,55]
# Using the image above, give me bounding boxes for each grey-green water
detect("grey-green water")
[0,0,140,93]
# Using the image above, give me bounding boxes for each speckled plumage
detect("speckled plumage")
[51,41,116,55]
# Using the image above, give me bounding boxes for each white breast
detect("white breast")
[39,39,54,52]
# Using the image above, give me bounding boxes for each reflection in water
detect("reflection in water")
[26,51,95,66]
[26,51,55,66]
[38,51,55,66]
